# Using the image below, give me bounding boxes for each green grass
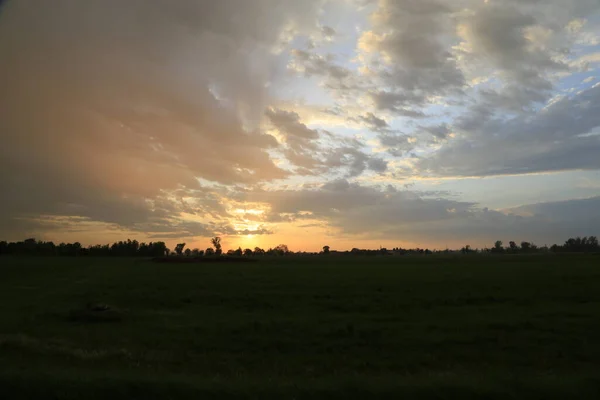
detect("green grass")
[1,254,599,398]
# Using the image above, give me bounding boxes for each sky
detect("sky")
[1,0,599,252]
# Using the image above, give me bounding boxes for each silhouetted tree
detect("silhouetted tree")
[253,247,265,255]
[492,240,504,253]
[205,247,215,256]
[243,248,253,256]
[184,248,192,257]
[154,242,168,257]
[211,237,222,256]
[175,243,186,256]
[23,238,37,253]
[520,241,532,252]
[88,244,109,256]
[274,244,289,255]
[560,236,600,252]
[323,245,330,254]
[509,241,518,252]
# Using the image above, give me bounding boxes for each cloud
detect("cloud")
[265,107,388,176]
[417,84,600,177]
[305,24,337,49]
[321,25,336,38]
[359,112,390,131]
[287,47,369,102]
[352,0,600,125]
[420,124,451,141]
[1,0,599,247]
[265,108,320,142]
[264,107,324,171]
[367,157,388,173]
[377,134,416,156]
[246,179,600,246]
[0,0,323,237]
[455,3,568,111]
[357,0,465,114]
[368,91,428,117]
[324,147,388,177]
[289,49,351,80]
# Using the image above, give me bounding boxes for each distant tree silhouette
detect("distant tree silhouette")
[492,240,504,253]
[191,248,203,257]
[175,243,186,256]
[559,236,600,252]
[211,237,222,256]
[0,239,162,257]
[154,242,169,257]
[274,244,289,255]
[1,235,597,258]
[0,241,8,255]
[137,241,167,257]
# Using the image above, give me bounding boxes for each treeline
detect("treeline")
[551,236,600,253]
[174,243,291,257]
[0,236,597,257]
[0,239,168,257]
[483,237,599,254]
[0,238,291,257]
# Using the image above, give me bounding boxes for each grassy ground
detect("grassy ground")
[1,254,599,398]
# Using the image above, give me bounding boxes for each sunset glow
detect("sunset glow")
[1,0,599,251]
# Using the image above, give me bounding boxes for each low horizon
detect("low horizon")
[2,235,598,255]
[1,1,599,252]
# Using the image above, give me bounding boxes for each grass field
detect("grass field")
[1,254,600,399]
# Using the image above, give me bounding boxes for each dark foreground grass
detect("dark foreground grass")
[1,254,599,398]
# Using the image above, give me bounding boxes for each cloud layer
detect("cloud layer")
[1,0,599,248]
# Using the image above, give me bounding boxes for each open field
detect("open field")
[1,254,600,399]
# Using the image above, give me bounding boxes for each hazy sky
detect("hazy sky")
[1,0,599,251]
